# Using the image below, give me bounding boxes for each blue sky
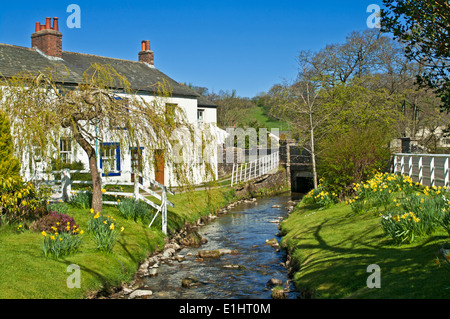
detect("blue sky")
[0,0,383,98]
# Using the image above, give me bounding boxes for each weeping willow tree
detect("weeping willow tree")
[0,63,217,212]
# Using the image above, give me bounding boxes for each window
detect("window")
[60,138,72,164]
[197,109,204,124]
[100,143,121,176]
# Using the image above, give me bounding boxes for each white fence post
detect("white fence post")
[445,157,449,187]
[162,188,167,235]
[400,156,405,175]
[231,163,235,187]
[430,157,435,187]
[134,179,139,200]
[418,157,423,185]
[61,168,71,202]
[393,155,398,174]
[408,156,413,177]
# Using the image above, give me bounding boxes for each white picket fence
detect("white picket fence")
[231,151,279,186]
[35,169,174,234]
[392,153,450,188]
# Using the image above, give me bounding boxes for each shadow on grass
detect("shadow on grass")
[286,212,450,298]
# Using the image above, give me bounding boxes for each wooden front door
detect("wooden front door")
[154,150,165,185]
[131,148,143,184]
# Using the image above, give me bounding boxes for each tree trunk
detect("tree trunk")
[88,153,103,213]
[72,130,103,212]
[309,113,318,189]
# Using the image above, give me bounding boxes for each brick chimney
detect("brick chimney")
[138,40,154,65]
[31,17,62,58]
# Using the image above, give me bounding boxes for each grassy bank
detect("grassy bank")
[280,202,450,299]
[0,186,236,299]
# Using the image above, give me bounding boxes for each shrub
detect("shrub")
[318,126,391,198]
[33,211,79,234]
[87,211,124,253]
[0,176,47,225]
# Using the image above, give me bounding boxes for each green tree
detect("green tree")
[381,0,450,109]
[0,111,20,177]
[318,78,403,197]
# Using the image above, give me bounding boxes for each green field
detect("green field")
[280,202,450,298]
[244,105,290,131]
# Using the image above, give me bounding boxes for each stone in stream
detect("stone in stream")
[265,238,280,248]
[196,249,239,258]
[178,231,206,248]
[196,250,220,258]
[271,287,287,299]
[181,276,202,288]
[221,264,246,270]
[128,289,153,299]
[266,278,283,287]
[148,268,158,276]
[163,248,176,257]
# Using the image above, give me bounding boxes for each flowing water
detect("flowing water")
[143,193,300,299]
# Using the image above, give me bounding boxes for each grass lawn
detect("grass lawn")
[280,202,450,298]
[0,186,236,299]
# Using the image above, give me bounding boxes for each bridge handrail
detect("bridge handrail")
[231,151,279,186]
[392,153,450,187]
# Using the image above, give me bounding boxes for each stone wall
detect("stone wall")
[233,168,289,198]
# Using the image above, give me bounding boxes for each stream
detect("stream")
[142,193,300,299]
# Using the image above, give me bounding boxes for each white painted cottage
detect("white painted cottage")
[0,17,221,188]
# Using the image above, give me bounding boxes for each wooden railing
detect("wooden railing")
[392,153,450,187]
[231,151,279,186]
[34,169,174,235]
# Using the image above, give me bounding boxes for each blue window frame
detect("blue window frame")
[100,142,121,176]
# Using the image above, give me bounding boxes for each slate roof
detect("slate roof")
[0,43,216,107]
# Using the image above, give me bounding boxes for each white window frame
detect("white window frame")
[59,137,72,164]
[197,109,204,124]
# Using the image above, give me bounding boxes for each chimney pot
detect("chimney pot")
[146,40,150,51]
[141,41,146,52]
[53,17,59,31]
[45,17,51,30]
[35,22,40,32]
